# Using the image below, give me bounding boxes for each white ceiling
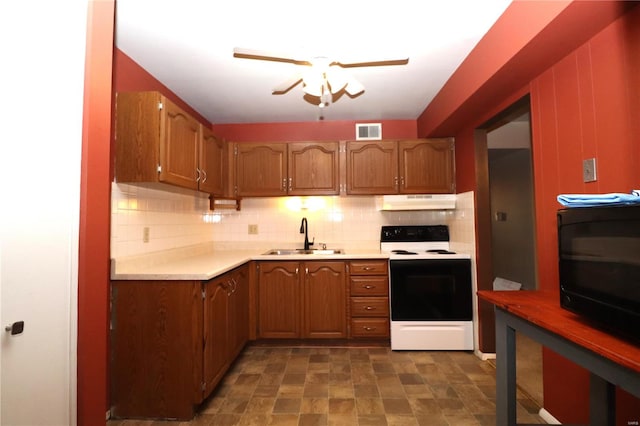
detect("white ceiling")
[115,0,512,124]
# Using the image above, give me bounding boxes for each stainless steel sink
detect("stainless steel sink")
[262,248,345,255]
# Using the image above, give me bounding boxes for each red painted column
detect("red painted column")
[78,1,115,424]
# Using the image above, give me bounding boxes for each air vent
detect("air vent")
[355,123,382,140]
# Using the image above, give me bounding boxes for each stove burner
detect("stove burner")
[427,249,456,254]
[426,249,457,255]
[391,250,418,255]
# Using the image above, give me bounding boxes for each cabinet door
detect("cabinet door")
[115,92,162,183]
[303,261,347,338]
[199,126,225,196]
[235,143,287,196]
[399,138,454,193]
[110,281,203,420]
[258,262,301,338]
[229,265,249,359]
[160,97,200,189]
[288,142,340,195]
[346,141,398,194]
[203,277,230,397]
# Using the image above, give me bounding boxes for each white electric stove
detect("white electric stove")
[381,225,473,351]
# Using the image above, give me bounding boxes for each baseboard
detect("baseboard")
[538,408,561,424]
[474,349,496,360]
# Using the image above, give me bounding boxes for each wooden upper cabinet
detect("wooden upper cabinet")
[288,142,340,195]
[346,141,398,194]
[199,126,225,196]
[160,98,200,189]
[235,143,287,196]
[346,138,455,195]
[399,138,454,194]
[115,91,227,195]
[233,141,340,196]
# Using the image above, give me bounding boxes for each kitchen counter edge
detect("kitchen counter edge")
[111,250,389,281]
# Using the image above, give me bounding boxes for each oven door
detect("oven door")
[390,258,472,321]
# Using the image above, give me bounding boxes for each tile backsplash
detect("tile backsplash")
[111,182,476,259]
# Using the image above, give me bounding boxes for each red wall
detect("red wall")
[530,6,640,423]
[114,50,211,127]
[213,120,417,142]
[79,1,114,424]
[430,3,640,424]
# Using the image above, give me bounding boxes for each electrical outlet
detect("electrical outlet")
[248,224,258,235]
[143,227,150,243]
[583,158,597,182]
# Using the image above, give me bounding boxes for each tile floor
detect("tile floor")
[108,344,545,426]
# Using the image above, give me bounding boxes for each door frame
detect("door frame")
[474,95,532,353]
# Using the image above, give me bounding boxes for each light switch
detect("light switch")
[583,158,597,182]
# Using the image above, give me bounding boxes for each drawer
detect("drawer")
[349,260,388,275]
[350,297,389,317]
[350,276,388,296]
[351,318,390,338]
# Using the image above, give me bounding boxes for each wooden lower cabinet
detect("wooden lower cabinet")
[304,262,347,338]
[348,260,390,339]
[258,261,346,339]
[110,264,249,420]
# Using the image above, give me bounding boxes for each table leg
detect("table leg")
[590,372,615,426]
[495,308,517,426]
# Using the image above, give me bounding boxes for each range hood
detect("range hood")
[375,194,456,211]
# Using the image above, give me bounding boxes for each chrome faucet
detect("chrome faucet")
[299,217,314,250]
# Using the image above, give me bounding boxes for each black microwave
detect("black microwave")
[557,204,640,341]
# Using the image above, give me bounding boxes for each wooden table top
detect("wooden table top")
[477,290,640,373]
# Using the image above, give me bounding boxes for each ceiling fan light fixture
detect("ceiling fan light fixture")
[302,70,323,96]
[326,66,347,94]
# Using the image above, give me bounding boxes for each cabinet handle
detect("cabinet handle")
[288,177,292,191]
[364,306,376,310]
[196,168,201,182]
[363,285,374,289]
[282,178,287,191]
[400,176,405,187]
[364,326,376,331]
[394,176,398,189]
[363,267,374,271]
[202,169,207,183]
[295,267,299,275]
[305,267,309,275]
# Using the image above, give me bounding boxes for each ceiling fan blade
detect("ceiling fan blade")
[272,73,303,94]
[345,77,365,96]
[337,58,409,68]
[233,47,310,66]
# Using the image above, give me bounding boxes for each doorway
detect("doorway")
[477,95,542,407]
[487,112,537,290]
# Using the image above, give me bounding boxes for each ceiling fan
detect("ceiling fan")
[233,47,409,108]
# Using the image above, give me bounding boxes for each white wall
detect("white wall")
[0,1,87,424]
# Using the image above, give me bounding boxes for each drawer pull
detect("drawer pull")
[363,267,374,271]
[364,326,377,331]
[364,306,376,310]
[363,285,374,289]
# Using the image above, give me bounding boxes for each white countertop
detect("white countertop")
[111,246,389,281]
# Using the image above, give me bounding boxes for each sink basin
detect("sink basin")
[262,248,345,255]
